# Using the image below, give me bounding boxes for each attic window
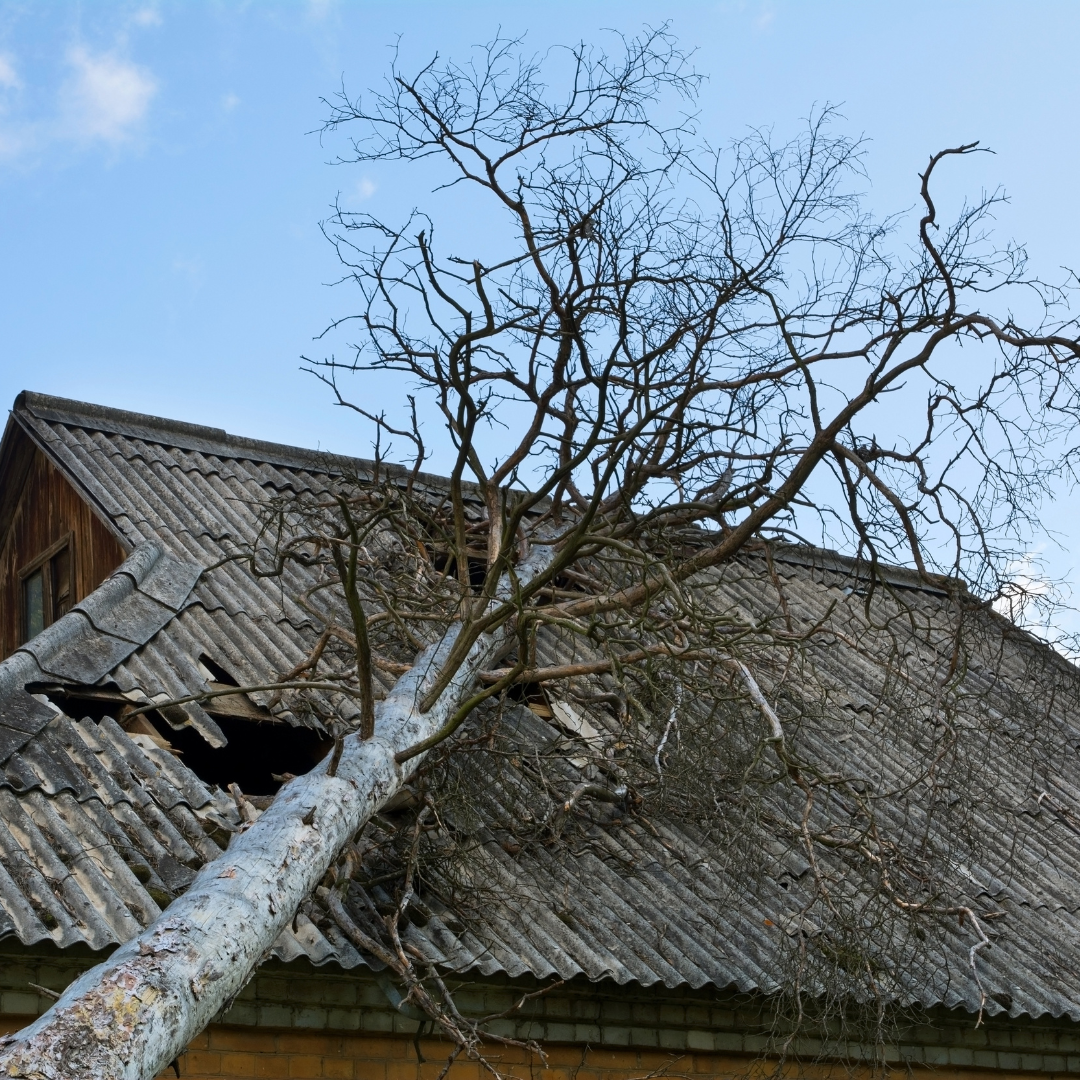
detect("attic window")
[20,535,73,643]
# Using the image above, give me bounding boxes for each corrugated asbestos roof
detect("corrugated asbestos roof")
[2,392,1080,1021]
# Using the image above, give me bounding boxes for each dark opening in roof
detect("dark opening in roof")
[34,683,334,797]
[148,712,333,796]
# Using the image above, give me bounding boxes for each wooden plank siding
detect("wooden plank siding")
[0,424,127,659]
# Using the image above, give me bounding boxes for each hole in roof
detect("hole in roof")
[503,671,551,718]
[34,683,333,798]
[428,548,488,592]
[140,712,333,797]
[198,654,238,686]
[31,684,130,725]
[195,654,276,723]
[414,513,491,593]
[550,570,593,595]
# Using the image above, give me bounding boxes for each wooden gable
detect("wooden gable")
[0,419,127,660]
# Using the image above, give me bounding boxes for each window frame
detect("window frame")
[18,532,75,643]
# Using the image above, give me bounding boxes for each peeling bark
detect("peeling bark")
[0,546,553,1080]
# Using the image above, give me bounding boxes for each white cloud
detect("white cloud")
[61,47,157,143]
[994,550,1057,630]
[355,177,376,201]
[222,92,240,112]
[0,54,21,91]
[0,46,156,161]
[132,8,162,27]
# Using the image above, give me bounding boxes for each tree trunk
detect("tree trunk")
[0,545,553,1080]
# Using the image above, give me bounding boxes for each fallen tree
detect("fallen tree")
[5,26,1080,1080]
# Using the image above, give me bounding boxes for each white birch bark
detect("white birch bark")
[0,544,554,1080]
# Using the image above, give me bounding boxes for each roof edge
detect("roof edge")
[14,391,452,490]
[8,405,132,552]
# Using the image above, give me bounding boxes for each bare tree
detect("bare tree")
[5,28,1080,1080]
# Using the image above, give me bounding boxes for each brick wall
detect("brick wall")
[5,943,1080,1077]
[170,1028,758,1080]
[165,1027,1080,1080]
[7,1022,1074,1080]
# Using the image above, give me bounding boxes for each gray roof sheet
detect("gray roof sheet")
[1,392,1080,1021]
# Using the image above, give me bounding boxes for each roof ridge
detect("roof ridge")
[6,392,1014,608]
[19,390,232,446]
[14,390,415,482]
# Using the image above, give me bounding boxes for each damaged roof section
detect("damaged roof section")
[0,394,407,968]
[3,541,203,756]
[2,393,1080,1023]
[0,703,345,964]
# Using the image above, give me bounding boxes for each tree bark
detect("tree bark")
[0,545,554,1080]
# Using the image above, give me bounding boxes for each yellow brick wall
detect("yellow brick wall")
[161,1027,1076,1080]
[4,1019,1076,1080]
[172,1028,751,1079]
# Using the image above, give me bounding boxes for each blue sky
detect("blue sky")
[1,1,1079,606]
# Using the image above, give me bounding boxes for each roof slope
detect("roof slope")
[1,392,1080,1021]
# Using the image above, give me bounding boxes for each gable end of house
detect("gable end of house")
[0,408,128,660]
